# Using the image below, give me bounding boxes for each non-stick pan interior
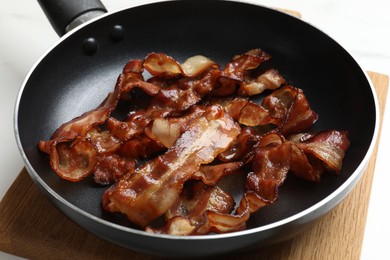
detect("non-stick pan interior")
[16,0,376,253]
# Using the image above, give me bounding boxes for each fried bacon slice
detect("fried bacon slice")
[192,162,243,185]
[44,139,98,182]
[262,85,318,135]
[119,135,165,160]
[221,48,271,81]
[238,69,286,96]
[147,181,236,235]
[148,68,222,113]
[149,175,253,235]
[38,83,122,181]
[144,53,218,79]
[87,128,121,154]
[94,153,135,185]
[238,100,278,127]
[149,85,202,112]
[244,130,350,209]
[216,85,317,135]
[148,132,349,236]
[120,71,161,97]
[215,97,278,128]
[143,52,183,78]
[53,85,121,141]
[145,105,207,148]
[102,105,240,227]
[181,55,218,78]
[293,130,350,174]
[118,60,161,101]
[107,108,170,142]
[218,127,259,163]
[247,133,290,204]
[86,128,134,184]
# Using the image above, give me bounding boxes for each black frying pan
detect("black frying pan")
[15,0,378,257]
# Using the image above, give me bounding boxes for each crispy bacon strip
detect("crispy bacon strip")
[289,143,322,182]
[148,118,181,148]
[120,73,161,97]
[149,68,222,112]
[94,153,135,185]
[199,204,250,234]
[38,81,122,181]
[147,181,235,235]
[119,135,165,160]
[87,128,121,154]
[221,97,249,120]
[47,139,97,182]
[181,55,218,78]
[102,105,240,227]
[221,48,271,81]
[145,105,207,148]
[208,49,272,97]
[144,52,217,79]
[246,133,290,204]
[109,51,278,151]
[238,69,286,96]
[218,127,259,163]
[143,52,183,78]
[123,59,144,74]
[217,97,278,127]
[38,58,153,182]
[107,108,170,142]
[294,130,350,174]
[52,85,121,141]
[262,85,318,135]
[118,63,161,103]
[192,162,243,185]
[238,100,278,127]
[244,130,350,209]
[150,85,202,112]
[151,180,253,235]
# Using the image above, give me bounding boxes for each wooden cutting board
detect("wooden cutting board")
[0,71,387,260]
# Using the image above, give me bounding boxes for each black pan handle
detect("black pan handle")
[37,0,107,36]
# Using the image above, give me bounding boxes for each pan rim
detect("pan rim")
[13,0,380,244]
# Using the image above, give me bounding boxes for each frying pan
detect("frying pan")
[14,0,379,257]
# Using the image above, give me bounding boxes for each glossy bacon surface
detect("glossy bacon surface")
[238,69,286,96]
[245,130,350,207]
[147,181,236,235]
[38,83,122,182]
[262,85,318,135]
[221,48,270,81]
[102,105,240,227]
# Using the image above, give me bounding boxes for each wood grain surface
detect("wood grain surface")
[0,71,387,260]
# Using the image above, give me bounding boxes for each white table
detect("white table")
[1,0,389,259]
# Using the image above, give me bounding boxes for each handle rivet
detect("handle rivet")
[82,37,99,55]
[110,25,125,42]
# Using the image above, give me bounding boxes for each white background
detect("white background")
[1,0,389,259]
